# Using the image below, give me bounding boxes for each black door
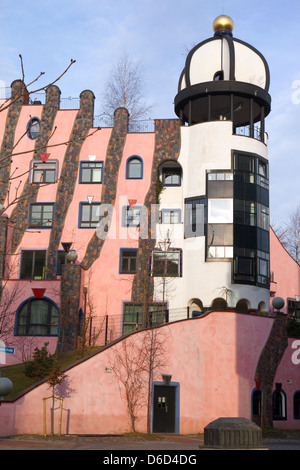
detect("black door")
[153,385,176,433]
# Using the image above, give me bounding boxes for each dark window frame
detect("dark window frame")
[120,248,138,274]
[31,160,58,184]
[20,250,46,280]
[28,203,54,228]
[16,297,59,336]
[122,302,168,334]
[272,384,287,421]
[79,161,104,184]
[27,117,41,140]
[126,156,143,179]
[160,209,181,224]
[79,202,101,228]
[294,391,300,419]
[152,249,182,277]
[122,205,142,227]
[162,167,181,187]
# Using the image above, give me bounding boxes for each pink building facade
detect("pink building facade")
[1,15,300,434]
[1,310,300,436]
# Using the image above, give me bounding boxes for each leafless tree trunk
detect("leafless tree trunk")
[110,326,169,433]
[139,328,169,434]
[110,335,145,432]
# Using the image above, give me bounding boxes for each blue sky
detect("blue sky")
[0,0,299,225]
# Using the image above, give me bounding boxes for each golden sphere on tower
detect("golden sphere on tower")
[213,15,234,33]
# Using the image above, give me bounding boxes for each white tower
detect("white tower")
[159,16,271,317]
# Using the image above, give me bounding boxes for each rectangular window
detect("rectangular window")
[184,197,207,238]
[122,302,167,334]
[79,203,101,228]
[234,199,256,226]
[160,209,181,224]
[120,249,138,274]
[79,161,103,183]
[122,206,142,227]
[234,153,255,173]
[31,161,58,183]
[29,203,54,228]
[20,250,46,280]
[152,250,181,277]
[208,199,233,224]
[257,204,269,231]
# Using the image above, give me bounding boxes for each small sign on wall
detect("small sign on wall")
[105,366,112,374]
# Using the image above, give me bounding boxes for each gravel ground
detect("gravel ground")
[0,433,300,451]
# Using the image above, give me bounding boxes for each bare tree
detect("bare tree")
[0,56,100,361]
[139,328,169,434]
[110,334,145,432]
[110,326,169,433]
[103,51,152,122]
[273,205,300,264]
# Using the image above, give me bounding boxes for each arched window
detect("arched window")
[252,389,262,416]
[214,70,224,81]
[294,391,300,419]
[16,297,59,336]
[272,383,287,420]
[27,117,41,140]
[126,156,143,179]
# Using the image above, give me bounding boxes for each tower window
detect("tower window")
[213,70,224,81]
[184,197,207,238]
[208,198,233,224]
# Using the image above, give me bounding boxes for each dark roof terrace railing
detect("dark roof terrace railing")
[0,88,155,133]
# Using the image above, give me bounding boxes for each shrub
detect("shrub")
[25,342,55,379]
[287,319,300,338]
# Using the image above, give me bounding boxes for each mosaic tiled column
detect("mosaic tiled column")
[81,107,129,269]
[46,89,95,279]
[10,85,61,252]
[254,312,288,427]
[131,119,181,327]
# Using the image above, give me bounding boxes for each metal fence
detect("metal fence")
[84,306,206,347]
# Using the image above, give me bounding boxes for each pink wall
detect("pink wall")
[5,311,299,436]
[274,338,300,428]
[270,227,300,313]
[1,280,60,366]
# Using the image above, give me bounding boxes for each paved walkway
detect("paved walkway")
[0,433,300,451]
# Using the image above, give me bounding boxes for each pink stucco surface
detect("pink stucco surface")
[1,280,61,366]
[274,338,300,429]
[270,227,300,313]
[4,311,294,436]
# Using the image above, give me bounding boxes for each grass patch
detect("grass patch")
[262,428,300,439]
[0,346,101,401]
